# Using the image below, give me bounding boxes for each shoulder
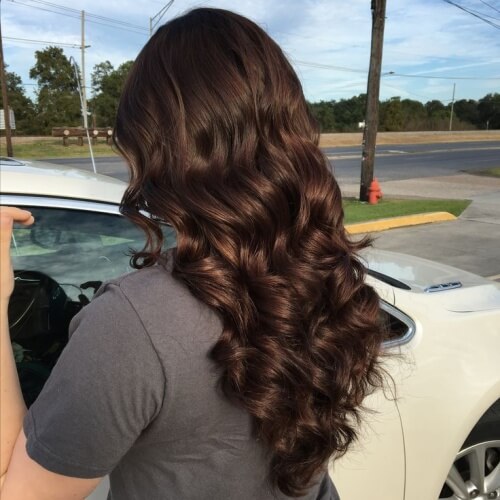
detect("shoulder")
[107,263,184,298]
[92,260,221,343]
[101,262,199,317]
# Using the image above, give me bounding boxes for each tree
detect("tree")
[0,69,36,134]
[332,94,366,132]
[454,99,479,127]
[91,61,114,94]
[424,100,449,130]
[90,60,133,126]
[29,46,81,134]
[379,96,404,131]
[308,100,336,132]
[399,99,426,131]
[477,93,500,129]
[305,93,499,132]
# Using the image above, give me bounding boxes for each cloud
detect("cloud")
[3,0,499,103]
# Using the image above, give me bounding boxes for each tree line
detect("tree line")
[308,94,499,133]
[1,46,499,135]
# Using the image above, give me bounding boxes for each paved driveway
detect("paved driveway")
[348,176,500,279]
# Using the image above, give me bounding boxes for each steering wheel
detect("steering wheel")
[9,270,69,341]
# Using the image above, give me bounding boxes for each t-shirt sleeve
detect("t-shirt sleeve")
[23,282,166,478]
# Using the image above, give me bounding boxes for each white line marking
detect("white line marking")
[487,273,500,281]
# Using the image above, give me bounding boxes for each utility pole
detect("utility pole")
[150,0,175,37]
[0,17,13,157]
[81,10,89,130]
[359,0,387,202]
[448,83,456,132]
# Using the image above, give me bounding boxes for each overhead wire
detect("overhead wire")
[386,71,500,80]
[25,0,148,30]
[6,0,149,35]
[4,36,81,48]
[7,0,80,20]
[478,0,500,15]
[463,5,500,21]
[294,60,368,74]
[295,60,500,81]
[442,0,500,29]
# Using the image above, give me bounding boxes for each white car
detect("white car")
[1,157,499,500]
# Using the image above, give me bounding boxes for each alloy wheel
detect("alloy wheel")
[439,440,500,500]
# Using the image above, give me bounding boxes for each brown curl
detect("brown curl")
[114,8,386,496]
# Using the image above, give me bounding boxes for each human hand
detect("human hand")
[0,207,35,305]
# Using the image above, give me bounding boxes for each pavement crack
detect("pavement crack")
[460,217,500,225]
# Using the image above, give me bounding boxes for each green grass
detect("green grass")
[469,167,500,178]
[343,197,471,224]
[4,140,117,159]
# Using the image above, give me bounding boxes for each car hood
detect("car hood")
[362,249,500,312]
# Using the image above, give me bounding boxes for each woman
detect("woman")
[0,8,385,499]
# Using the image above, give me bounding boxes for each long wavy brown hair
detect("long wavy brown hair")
[114,7,386,497]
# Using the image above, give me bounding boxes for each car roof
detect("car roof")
[0,157,126,204]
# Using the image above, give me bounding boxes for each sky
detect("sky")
[2,0,500,105]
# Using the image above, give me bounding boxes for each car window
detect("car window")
[11,205,176,301]
[8,204,176,406]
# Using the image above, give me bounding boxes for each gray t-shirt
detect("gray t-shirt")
[24,262,339,500]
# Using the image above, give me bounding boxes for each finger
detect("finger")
[0,207,35,226]
[0,215,15,253]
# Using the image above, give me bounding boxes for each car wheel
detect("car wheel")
[439,400,500,500]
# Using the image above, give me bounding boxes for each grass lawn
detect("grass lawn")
[469,167,500,178]
[343,197,471,224]
[2,139,117,159]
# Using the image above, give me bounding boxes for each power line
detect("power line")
[18,82,91,88]
[465,5,500,21]
[478,0,500,15]
[442,0,500,30]
[26,0,149,30]
[295,59,500,81]
[77,17,148,35]
[7,0,80,20]
[294,60,367,74]
[3,36,81,48]
[26,0,82,13]
[386,71,500,80]
[6,0,149,35]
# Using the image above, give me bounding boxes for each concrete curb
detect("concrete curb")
[345,211,456,234]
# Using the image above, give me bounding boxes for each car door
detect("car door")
[3,194,176,499]
[330,299,415,500]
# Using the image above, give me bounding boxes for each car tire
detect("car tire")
[439,399,500,500]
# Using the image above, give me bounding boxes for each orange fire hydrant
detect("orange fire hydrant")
[368,178,383,205]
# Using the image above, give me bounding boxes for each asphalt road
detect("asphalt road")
[326,140,500,183]
[46,140,500,184]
